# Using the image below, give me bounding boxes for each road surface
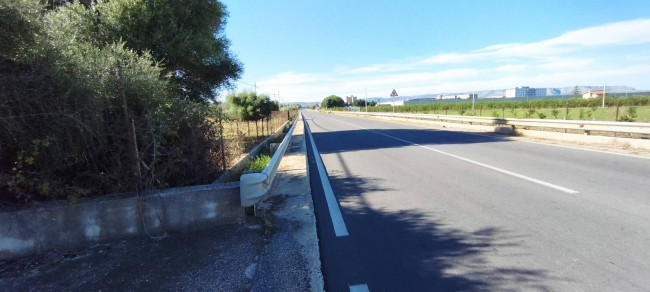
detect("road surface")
[302,110,650,291]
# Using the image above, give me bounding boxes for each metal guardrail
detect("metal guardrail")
[240,114,298,207]
[333,111,650,136]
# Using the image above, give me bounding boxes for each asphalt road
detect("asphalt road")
[302,110,650,291]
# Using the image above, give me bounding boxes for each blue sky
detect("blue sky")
[220,0,650,102]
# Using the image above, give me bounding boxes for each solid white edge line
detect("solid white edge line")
[349,284,370,292]
[304,117,350,237]
[333,117,580,194]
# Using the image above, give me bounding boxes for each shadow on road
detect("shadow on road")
[312,127,510,155]
[316,173,552,291]
[0,222,266,291]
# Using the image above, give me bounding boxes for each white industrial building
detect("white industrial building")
[505,86,547,98]
[378,100,405,106]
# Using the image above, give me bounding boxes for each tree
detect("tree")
[353,99,367,107]
[43,0,243,102]
[573,85,581,97]
[321,95,344,108]
[0,0,240,202]
[226,91,279,121]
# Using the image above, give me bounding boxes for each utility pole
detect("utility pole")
[365,87,368,112]
[472,91,475,111]
[602,85,606,108]
[254,82,257,94]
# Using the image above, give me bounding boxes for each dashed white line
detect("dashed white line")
[304,117,349,237]
[333,118,580,194]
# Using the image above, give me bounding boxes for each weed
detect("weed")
[245,151,271,171]
[551,109,560,119]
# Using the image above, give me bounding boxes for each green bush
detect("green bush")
[245,154,271,172]
[1,0,240,204]
[620,107,638,122]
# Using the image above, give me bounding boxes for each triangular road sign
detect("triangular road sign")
[390,89,398,97]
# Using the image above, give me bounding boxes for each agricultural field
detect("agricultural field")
[360,96,650,122]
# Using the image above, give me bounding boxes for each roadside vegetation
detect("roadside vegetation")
[327,96,650,122]
[0,0,272,205]
[244,151,271,172]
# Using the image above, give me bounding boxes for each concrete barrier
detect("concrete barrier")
[240,114,299,207]
[330,111,650,150]
[0,182,241,259]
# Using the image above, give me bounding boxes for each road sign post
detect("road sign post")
[390,89,398,113]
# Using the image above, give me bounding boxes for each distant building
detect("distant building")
[437,93,477,100]
[404,98,437,105]
[505,86,547,98]
[379,100,404,106]
[582,90,604,99]
[345,95,357,105]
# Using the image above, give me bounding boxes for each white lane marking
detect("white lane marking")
[349,284,370,292]
[304,118,350,237]
[339,113,650,160]
[518,140,650,160]
[333,118,580,194]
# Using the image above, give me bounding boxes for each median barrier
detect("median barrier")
[330,111,650,149]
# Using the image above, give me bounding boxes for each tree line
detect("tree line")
[321,95,377,108]
[0,0,242,203]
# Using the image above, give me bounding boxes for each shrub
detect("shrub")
[1,0,237,204]
[551,109,560,119]
[245,154,271,172]
[620,107,638,122]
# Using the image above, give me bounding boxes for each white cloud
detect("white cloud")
[497,64,527,72]
[538,58,594,70]
[549,18,650,46]
[423,53,480,64]
[426,18,650,62]
[236,18,650,101]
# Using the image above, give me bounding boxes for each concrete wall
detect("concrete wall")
[0,182,242,259]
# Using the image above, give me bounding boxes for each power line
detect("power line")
[235,80,274,96]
